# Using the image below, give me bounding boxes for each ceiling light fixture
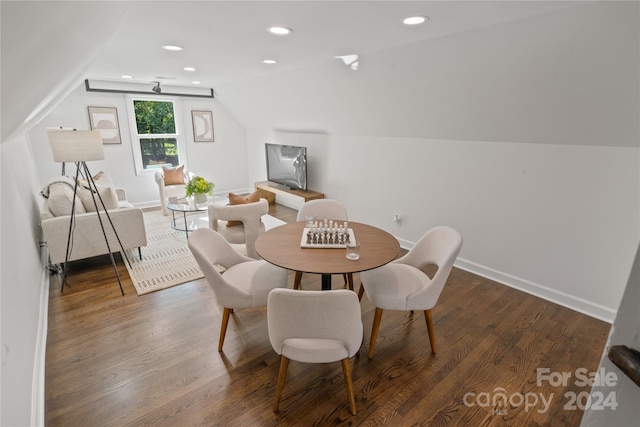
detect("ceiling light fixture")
[184,67,196,71]
[121,75,133,79]
[85,79,214,98]
[161,44,184,51]
[335,54,359,71]
[263,59,278,64]
[192,81,201,84]
[403,16,429,25]
[268,26,292,35]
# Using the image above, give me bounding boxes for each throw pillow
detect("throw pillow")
[163,165,185,185]
[78,183,119,212]
[47,182,87,216]
[76,171,104,190]
[226,191,261,227]
[75,172,120,211]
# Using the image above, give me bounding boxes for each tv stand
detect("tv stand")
[255,181,324,205]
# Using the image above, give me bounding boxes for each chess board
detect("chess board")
[300,227,356,248]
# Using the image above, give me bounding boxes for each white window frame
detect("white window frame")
[125,94,188,175]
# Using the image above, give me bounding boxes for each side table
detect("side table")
[166,197,209,238]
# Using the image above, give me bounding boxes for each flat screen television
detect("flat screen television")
[265,143,307,191]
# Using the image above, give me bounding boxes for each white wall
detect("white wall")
[1,3,131,425]
[233,1,640,321]
[246,130,638,320]
[28,84,250,205]
[1,136,49,427]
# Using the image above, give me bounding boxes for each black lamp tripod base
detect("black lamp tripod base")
[58,162,130,296]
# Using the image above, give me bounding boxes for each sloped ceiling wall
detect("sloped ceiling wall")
[3,1,636,149]
[216,1,638,148]
[0,1,130,143]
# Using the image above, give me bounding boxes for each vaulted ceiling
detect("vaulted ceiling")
[84,1,578,88]
[3,1,637,148]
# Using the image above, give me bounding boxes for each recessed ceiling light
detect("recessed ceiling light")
[402,16,429,25]
[184,67,196,71]
[121,75,133,79]
[268,26,292,35]
[192,81,201,84]
[263,59,278,64]
[161,44,184,51]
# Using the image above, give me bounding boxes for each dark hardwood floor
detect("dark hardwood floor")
[45,203,610,426]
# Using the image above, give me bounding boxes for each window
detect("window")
[127,96,186,174]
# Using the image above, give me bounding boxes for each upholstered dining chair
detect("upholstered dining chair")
[208,198,269,259]
[359,226,463,359]
[267,288,363,415]
[295,199,351,290]
[154,164,194,215]
[188,228,288,352]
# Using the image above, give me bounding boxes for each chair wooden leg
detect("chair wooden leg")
[293,271,303,290]
[368,308,383,359]
[273,355,290,413]
[218,307,232,352]
[341,358,357,415]
[424,309,436,354]
[346,273,354,291]
[357,283,365,301]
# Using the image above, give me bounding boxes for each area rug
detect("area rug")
[123,208,285,295]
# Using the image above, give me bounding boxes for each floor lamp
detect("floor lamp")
[47,130,130,295]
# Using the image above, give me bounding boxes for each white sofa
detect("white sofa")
[41,175,147,265]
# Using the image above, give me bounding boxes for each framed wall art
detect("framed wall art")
[191,110,214,142]
[87,106,121,144]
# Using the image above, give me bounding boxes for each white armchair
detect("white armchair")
[208,198,269,259]
[154,165,194,215]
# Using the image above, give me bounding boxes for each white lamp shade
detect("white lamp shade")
[47,130,105,162]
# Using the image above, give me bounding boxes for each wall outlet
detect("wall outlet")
[393,214,401,226]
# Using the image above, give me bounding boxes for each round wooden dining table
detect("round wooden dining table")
[255,221,400,290]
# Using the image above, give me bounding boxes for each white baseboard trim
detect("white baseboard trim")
[31,243,50,427]
[274,194,303,210]
[135,200,162,209]
[455,257,615,323]
[396,236,414,250]
[393,236,615,323]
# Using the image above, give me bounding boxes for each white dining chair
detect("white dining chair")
[295,199,352,290]
[359,226,463,359]
[188,228,288,352]
[267,288,363,415]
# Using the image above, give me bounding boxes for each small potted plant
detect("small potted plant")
[185,176,214,204]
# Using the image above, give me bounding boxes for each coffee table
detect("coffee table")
[166,197,209,238]
[255,221,400,290]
